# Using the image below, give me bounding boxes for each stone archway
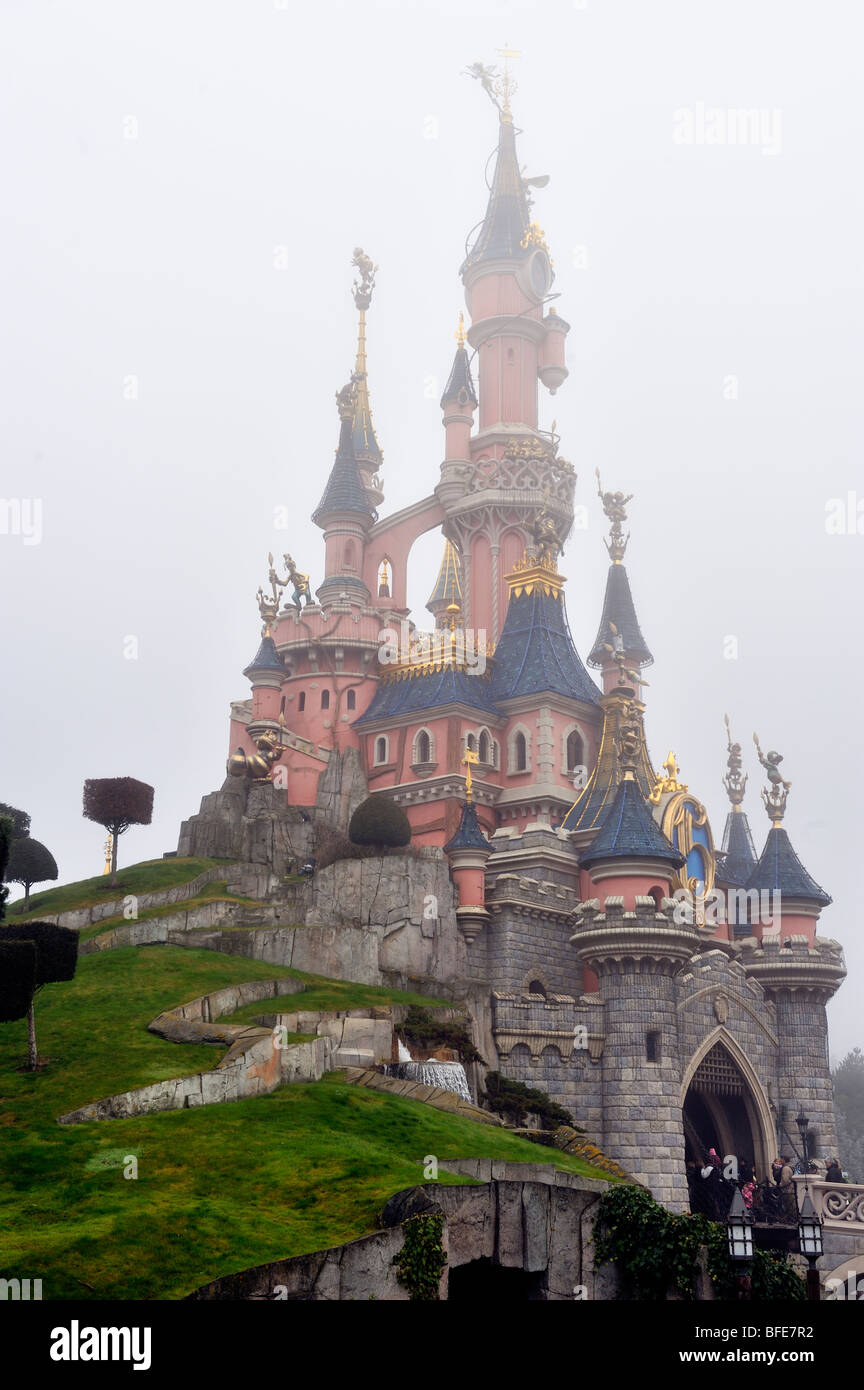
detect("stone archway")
[680,1027,775,1182]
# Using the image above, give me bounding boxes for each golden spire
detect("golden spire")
[595,470,633,564]
[455,311,466,349]
[349,248,382,465]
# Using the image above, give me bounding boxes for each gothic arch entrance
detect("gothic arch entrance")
[680,1029,775,1182]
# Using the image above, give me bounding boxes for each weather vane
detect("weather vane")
[465,44,521,117]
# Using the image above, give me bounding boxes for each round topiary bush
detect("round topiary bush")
[348,795,411,849]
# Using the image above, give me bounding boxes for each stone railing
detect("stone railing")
[798,1178,864,1231]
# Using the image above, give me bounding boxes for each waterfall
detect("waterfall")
[386,1060,472,1103]
[396,1038,412,1063]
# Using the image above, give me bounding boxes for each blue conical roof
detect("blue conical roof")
[589,563,653,668]
[580,775,684,871]
[461,114,531,272]
[717,810,757,887]
[312,415,377,527]
[490,586,600,705]
[444,800,491,853]
[440,345,477,409]
[242,635,285,680]
[746,825,831,907]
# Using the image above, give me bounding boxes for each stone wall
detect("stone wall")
[187,1168,618,1301]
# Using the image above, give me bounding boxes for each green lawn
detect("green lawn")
[6,856,236,921]
[0,944,616,1300]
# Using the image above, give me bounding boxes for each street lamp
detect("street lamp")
[727,1188,754,1299]
[797,1191,823,1303]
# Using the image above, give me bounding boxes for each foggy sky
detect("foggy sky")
[1,0,861,1059]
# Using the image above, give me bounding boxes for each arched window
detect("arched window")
[649,885,665,911]
[528,979,547,999]
[514,731,527,772]
[346,689,356,711]
[298,691,306,712]
[321,689,330,710]
[415,729,431,764]
[478,730,490,764]
[466,733,476,752]
[374,736,388,765]
[566,729,584,774]
[344,540,356,571]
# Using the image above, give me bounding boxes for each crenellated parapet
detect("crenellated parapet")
[570,896,700,977]
[492,989,605,1064]
[486,872,579,924]
[736,933,846,1001]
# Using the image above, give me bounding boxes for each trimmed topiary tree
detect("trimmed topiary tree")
[0,803,30,840]
[348,794,411,849]
[5,836,59,910]
[0,813,11,922]
[1,922,78,1069]
[0,939,37,1025]
[82,777,154,886]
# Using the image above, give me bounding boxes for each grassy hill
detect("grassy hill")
[0,943,616,1300]
[5,856,236,920]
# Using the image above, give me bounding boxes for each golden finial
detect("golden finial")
[649,750,688,802]
[455,312,466,349]
[445,601,461,632]
[351,248,376,311]
[495,43,520,116]
[103,834,113,875]
[463,747,480,802]
[753,733,791,824]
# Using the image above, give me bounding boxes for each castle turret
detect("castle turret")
[588,476,652,697]
[735,739,844,1163]
[426,539,463,628]
[439,315,477,474]
[444,765,492,944]
[312,382,377,604]
[243,633,286,728]
[435,68,574,640]
[569,719,696,1211]
[715,718,757,938]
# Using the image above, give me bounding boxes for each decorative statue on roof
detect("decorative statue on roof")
[336,374,360,420]
[723,714,748,806]
[351,248,377,311]
[227,717,287,782]
[530,500,562,569]
[268,551,312,612]
[753,733,791,823]
[596,469,633,564]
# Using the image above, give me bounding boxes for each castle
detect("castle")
[180,67,847,1219]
